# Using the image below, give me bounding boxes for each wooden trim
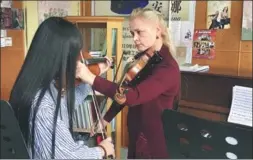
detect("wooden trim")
[65,16,125,23]
[181,70,252,80]
[80,1,92,16]
[179,100,230,114]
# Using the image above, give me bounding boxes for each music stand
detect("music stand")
[161,109,252,159]
[0,100,30,159]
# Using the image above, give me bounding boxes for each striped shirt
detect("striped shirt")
[28,81,103,159]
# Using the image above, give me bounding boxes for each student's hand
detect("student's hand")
[98,56,112,75]
[90,119,109,137]
[98,137,115,158]
[76,61,96,85]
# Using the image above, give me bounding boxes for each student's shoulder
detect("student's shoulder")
[32,89,55,111]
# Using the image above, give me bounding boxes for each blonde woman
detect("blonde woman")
[76,8,180,158]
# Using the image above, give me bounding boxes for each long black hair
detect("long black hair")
[9,17,83,159]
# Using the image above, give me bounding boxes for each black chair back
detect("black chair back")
[0,100,30,159]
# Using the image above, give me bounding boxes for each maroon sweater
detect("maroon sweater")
[92,45,180,158]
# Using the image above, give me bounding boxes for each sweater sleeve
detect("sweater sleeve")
[122,64,180,106]
[92,63,180,122]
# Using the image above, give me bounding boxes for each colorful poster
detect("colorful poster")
[12,8,24,29]
[0,8,12,29]
[94,1,170,19]
[241,1,252,40]
[0,7,23,30]
[206,1,231,29]
[192,30,216,59]
[38,1,71,24]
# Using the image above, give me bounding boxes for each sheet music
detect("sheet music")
[227,85,252,127]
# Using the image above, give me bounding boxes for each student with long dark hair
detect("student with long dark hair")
[9,17,114,159]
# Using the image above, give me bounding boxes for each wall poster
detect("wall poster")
[0,7,24,30]
[94,1,169,18]
[192,29,216,60]
[37,1,71,24]
[241,0,252,40]
[0,0,12,8]
[206,1,231,30]
[168,0,196,65]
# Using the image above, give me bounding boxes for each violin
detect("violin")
[54,51,111,90]
[75,51,114,86]
[114,46,163,104]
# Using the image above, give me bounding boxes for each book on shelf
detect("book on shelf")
[73,97,94,130]
[179,63,209,72]
[73,96,116,133]
[227,85,252,127]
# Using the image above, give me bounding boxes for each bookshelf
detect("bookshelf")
[64,16,124,158]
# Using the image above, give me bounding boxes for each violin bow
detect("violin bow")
[80,53,113,159]
[100,51,125,113]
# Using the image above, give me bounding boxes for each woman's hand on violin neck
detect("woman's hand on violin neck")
[76,61,96,85]
[98,56,112,75]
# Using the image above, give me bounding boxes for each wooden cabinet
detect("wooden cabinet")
[64,16,124,158]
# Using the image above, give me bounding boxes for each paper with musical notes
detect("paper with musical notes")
[227,85,252,127]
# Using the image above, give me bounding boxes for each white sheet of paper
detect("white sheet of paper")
[1,30,7,38]
[227,85,252,127]
[4,37,12,47]
[1,0,12,8]
[1,38,6,47]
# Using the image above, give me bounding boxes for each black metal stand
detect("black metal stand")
[0,100,30,159]
[161,109,252,159]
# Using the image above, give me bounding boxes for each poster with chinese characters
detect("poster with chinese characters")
[38,1,71,24]
[169,0,191,21]
[206,1,231,29]
[241,0,252,40]
[168,0,196,65]
[192,29,216,59]
[94,1,170,19]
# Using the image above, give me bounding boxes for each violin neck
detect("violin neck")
[83,57,107,65]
